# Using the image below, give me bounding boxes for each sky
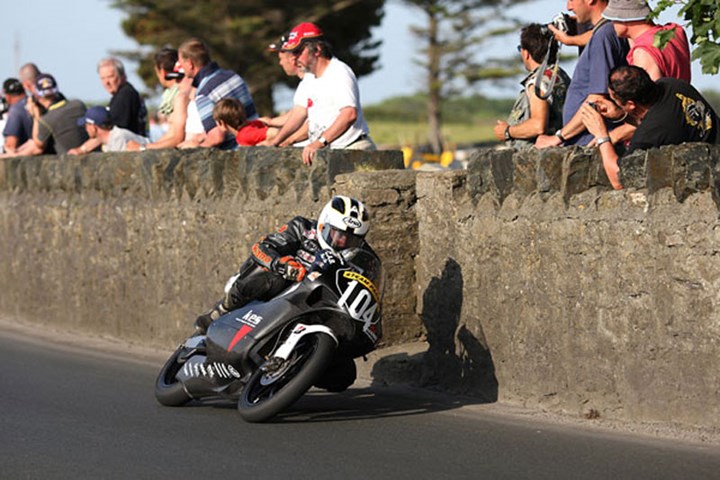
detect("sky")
[1,0,717,111]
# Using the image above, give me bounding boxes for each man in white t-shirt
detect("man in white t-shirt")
[75,106,149,152]
[267,22,375,165]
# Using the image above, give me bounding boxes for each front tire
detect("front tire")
[155,346,193,406]
[238,333,335,422]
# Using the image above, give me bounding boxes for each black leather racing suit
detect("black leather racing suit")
[196,215,374,391]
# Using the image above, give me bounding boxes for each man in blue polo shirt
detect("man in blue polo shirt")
[177,38,257,150]
[1,78,33,155]
[535,0,628,148]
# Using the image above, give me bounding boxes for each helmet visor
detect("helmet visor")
[323,225,364,250]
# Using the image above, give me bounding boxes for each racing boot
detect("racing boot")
[194,301,228,334]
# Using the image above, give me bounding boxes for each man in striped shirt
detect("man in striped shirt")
[178,38,257,150]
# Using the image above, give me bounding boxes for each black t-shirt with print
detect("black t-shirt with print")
[628,78,718,154]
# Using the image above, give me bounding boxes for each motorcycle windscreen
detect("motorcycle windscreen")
[334,251,384,344]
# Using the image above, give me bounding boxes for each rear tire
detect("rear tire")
[155,346,193,406]
[238,333,335,422]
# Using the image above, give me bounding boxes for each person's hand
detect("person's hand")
[312,249,345,272]
[535,134,562,149]
[274,256,307,281]
[493,121,509,141]
[67,147,83,155]
[580,102,609,140]
[26,97,41,119]
[547,24,572,46]
[302,141,322,166]
[125,140,141,151]
[591,97,626,123]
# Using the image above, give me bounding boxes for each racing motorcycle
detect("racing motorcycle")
[154,248,384,423]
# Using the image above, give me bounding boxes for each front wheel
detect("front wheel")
[155,346,193,406]
[238,333,335,422]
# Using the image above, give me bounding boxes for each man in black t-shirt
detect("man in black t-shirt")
[70,57,148,155]
[580,65,718,189]
[99,57,147,135]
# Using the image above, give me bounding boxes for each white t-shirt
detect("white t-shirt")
[185,100,204,136]
[106,126,149,152]
[291,74,315,147]
[0,114,6,153]
[305,58,369,148]
[293,73,314,108]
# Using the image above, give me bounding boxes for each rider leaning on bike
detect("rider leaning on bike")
[195,195,379,334]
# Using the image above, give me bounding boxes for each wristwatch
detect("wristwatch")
[554,129,567,143]
[504,126,513,141]
[596,136,612,146]
[318,136,329,147]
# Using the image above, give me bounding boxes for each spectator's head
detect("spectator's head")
[2,78,25,101]
[282,23,332,74]
[602,0,650,22]
[212,98,247,132]
[34,74,60,102]
[154,47,182,85]
[77,106,113,139]
[269,34,301,77]
[607,65,660,118]
[568,0,609,25]
[97,57,127,95]
[178,38,212,78]
[519,24,558,65]
[18,63,41,96]
[602,0,652,38]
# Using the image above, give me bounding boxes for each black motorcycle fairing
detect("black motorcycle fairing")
[204,279,338,368]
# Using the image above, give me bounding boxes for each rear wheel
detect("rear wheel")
[238,333,335,422]
[155,346,193,406]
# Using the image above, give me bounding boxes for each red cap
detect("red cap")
[281,22,324,52]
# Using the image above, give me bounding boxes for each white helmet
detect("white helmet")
[317,195,370,252]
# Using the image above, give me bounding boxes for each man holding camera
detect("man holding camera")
[581,66,718,190]
[494,24,571,148]
[536,0,629,148]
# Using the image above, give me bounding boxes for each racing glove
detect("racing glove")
[273,256,307,281]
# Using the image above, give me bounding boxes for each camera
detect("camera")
[550,12,577,36]
[164,71,185,81]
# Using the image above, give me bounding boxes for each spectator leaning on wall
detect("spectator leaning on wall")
[580,65,719,190]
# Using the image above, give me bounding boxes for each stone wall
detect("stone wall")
[412,144,720,428]
[0,147,409,347]
[2,143,719,430]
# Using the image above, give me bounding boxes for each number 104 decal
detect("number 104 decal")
[337,271,381,339]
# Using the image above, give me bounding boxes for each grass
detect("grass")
[367,119,499,149]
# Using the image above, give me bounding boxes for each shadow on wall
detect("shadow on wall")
[371,258,498,402]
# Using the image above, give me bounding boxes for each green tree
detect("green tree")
[653,0,720,74]
[401,0,527,153]
[111,0,384,114]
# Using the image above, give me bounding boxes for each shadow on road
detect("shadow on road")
[185,384,483,423]
[267,385,484,423]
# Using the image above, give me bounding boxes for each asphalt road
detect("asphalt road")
[1,326,719,480]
